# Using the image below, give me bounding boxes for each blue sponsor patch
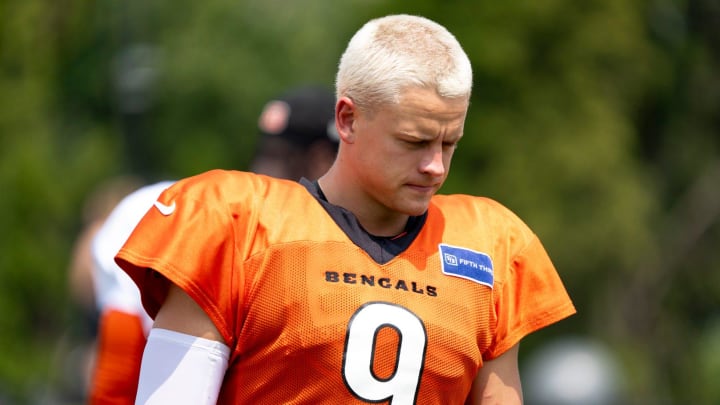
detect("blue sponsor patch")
[439,244,494,288]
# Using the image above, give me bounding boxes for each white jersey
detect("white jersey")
[91,181,175,334]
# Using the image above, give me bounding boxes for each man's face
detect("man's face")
[346,87,468,217]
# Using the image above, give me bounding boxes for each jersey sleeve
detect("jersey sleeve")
[115,171,247,347]
[484,217,576,360]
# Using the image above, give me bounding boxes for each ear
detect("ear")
[335,96,358,144]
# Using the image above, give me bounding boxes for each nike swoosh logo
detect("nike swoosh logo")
[154,200,176,216]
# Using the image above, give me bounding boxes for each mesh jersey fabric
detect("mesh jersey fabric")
[116,169,576,404]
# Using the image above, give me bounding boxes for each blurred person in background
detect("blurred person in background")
[60,176,143,402]
[115,14,575,404]
[88,180,174,405]
[67,176,145,322]
[86,84,338,404]
[250,84,338,180]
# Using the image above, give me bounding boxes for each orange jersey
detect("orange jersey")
[117,169,575,404]
[89,309,145,405]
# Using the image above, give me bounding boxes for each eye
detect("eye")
[403,139,429,149]
[442,141,458,150]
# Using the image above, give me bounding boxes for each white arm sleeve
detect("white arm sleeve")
[136,328,230,405]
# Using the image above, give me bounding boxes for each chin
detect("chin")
[397,201,431,216]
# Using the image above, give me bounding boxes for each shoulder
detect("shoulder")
[431,194,527,227]
[167,169,300,201]
[430,194,537,249]
[161,170,309,223]
[169,169,253,195]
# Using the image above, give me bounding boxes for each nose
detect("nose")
[419,147,445,177]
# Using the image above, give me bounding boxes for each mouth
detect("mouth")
[406,183,438,194]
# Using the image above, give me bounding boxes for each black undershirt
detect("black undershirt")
[300,178,427,264]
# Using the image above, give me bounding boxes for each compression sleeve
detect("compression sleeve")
[135,328,230,405]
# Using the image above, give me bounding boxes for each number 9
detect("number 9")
[342,302,428,404]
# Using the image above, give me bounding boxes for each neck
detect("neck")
[318,169,409,237]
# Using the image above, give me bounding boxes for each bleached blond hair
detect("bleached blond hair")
[336,14,473,112]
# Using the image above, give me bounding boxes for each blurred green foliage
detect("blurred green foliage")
[1,0,718,403]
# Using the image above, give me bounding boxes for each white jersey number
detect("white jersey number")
[342,302,427,404]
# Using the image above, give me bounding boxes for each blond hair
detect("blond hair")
[336,14,472,112]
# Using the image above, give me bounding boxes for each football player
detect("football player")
[117,14,575,404]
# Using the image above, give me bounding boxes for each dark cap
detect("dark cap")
[257,85,338,148]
